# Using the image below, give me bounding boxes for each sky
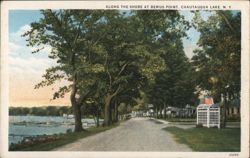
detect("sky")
[9,10,201,107]
[9,10,70,107]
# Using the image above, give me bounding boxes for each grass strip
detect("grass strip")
[148,119,164,124]
[10,124,119,151]
[162,118,196,122]
[164,126,240,152]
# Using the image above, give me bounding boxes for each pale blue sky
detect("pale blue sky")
[9,10,42,33]
[180,10,200,59]
[9,10,200,61]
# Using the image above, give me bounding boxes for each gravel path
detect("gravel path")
[53,117,192,151]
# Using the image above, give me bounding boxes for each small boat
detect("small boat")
[63,114,74,119]
[62,114,67,118]
[67,115,74,119]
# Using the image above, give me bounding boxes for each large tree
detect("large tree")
[139,11,196,117]
[192,11,241,127]
[91,11,169,126]
[23,10,108,132]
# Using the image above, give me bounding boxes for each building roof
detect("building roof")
[199,96,214,105]
[197,103,220,109]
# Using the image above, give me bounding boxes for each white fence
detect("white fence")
[197,106,220,128]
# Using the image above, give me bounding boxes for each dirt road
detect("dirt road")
[54,117,191,151]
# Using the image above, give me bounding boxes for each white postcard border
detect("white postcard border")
[1,1,249,158]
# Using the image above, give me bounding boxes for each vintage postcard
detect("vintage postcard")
[0,1,249,158]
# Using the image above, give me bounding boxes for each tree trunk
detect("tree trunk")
[110,104,113,124]
[223,93,227,128]
[163,103,167,119]
[159,104,163,118]
[103,86,120,126]
[156,107,159,119]
[69,43,83,132]
[96,110,100,127]
[104,94,112,126]
[70,80,83,132]
[73,104,83,132]
[113,101,118,123]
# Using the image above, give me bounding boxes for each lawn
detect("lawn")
[164,127,240,152]
[162,118,196,122]
[10,124,119,151]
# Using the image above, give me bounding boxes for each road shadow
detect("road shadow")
[147,118,164,124]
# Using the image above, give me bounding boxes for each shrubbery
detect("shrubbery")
[9,106,72,116]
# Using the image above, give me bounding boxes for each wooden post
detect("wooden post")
[196,108,199,125]
[207,108,210,128]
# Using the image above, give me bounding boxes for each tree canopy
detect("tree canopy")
[192,11,241,101]
[23,10,240,130]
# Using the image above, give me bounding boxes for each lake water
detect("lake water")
[9,116,101,146]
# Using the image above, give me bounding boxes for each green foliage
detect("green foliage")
[148,50,197,109]
[118,103,132,115]
[132,91,148,111]
[81,100,101,118]
[9,106,72,116]
[118,103,126,115]
[143,12,197,111]
[23,10,110,102]
[23,10,221,127]
[192,11,241,100]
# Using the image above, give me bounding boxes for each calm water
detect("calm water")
[9,116,101,146]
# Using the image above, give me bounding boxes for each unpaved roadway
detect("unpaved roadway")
[54,117,192,151]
